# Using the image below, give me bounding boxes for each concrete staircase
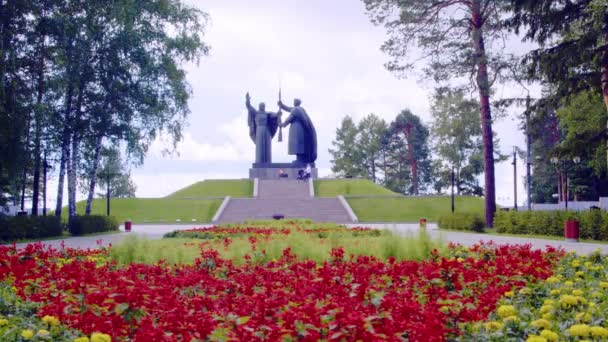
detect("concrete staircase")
[215,179,354,223]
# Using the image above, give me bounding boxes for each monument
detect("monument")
[246,92,318,179]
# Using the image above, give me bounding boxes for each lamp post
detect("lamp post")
[550,156,581,210]
[451,167,455,213]
[512,147,518,210]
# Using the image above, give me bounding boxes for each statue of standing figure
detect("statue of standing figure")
[246,92,280,164]
[279,98,317,165]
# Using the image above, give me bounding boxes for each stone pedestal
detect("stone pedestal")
[249,163,318,180]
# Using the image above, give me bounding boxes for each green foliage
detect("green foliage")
[314,179,397,197]
[430,87,484,196]
[329,116,367,178]
[347,196,485,222]
[494,210,608,240]
[0,216,64,242]
[0,282,83,341]
[438,213,485,232]
[111,228,445,266]
[95,147,137,199]
[166,180,253,198]
[68,215,118,236]
[383,110,433,195]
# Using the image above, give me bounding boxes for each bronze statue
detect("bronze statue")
[278,98,317,165]
[246,92,280,164]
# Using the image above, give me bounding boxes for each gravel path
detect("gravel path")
[10,223,608,255]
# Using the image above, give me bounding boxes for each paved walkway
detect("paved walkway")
[12,223,608,255]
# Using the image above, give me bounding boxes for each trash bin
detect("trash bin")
[564,220,579,243]
[125,220,132,232]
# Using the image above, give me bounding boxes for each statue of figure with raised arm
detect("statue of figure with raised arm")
[246,92,280,164]
[278,98,317,165]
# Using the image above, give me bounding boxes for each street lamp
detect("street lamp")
[451,167,455,213]
[550,156,581,210]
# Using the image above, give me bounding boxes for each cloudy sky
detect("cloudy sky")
[124,0,532,206]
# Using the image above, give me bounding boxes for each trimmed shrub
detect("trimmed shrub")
[0,215,64,241]
[493,210,608,240]
[68,215,119,236]
[438,213,485,232]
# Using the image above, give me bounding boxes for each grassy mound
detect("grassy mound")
[165,179,253,198]
[347,196,485,222]
[73,198,222,224]
[314,179,397,197]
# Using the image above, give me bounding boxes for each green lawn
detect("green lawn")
[165,179,253,198]
[314,179,398,197]
[347,196,485,222]
[73,198,222,224]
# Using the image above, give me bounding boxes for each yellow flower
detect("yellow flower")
[569,324,590,337]
[0,318,8,326]
[564,280,574,287]
[576,312,592,323]
[42,315,60,327]
[560,294,578,307]
[571,260,580,268]
[21,329,35,340]
[531,319,551,330]
[542,313,552,320]
[439,306,450,314]
[546,276,559,284]
[576,296,587,305]
[91,332,112,342]
[543,299,554,306]
[540,330,559,342]
[575,271,585,277]
[503,315,519,322]
[550,289,560,296]
[591,326,608,338]
[497,305,517,318]
[484,321,503,331]
[520,287,532,295]
[73,337,90,342]
[504,291,514,298]
[599,281,608,289]
[572,289,584,296]
[37,329,50,337]
[526,336,547,342]
[540,305,554,314]
[584,261,592,267]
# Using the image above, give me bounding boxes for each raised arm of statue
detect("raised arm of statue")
[278,100,293,112]
[246,92,255,113]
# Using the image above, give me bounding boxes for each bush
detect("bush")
[493,209,608,240]
[438,213,485,232]
[0,215,64,241]
[68,215,119,236]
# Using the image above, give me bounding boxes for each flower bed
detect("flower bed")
[461,251,608,341]
[0,241,562,341]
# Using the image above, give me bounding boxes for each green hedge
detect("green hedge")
[437,213,485,232]
[68,215,119,236]
[0,216,64,241]
[494,210,608,240]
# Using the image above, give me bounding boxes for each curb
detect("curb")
[212,196,231,223]
[338,195,358,223]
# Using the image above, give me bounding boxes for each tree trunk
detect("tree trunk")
[55,132,69,218]
[404,126,418,195]
[68,79,85,218]
[472,1,496,227]
[601,26,608,174]
[85,135,103,215]
[31,42,45,216]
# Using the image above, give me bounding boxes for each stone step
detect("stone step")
[257,179,310,198]
[217,197,352,223]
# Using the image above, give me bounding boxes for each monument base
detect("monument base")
[249,163,318,180]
